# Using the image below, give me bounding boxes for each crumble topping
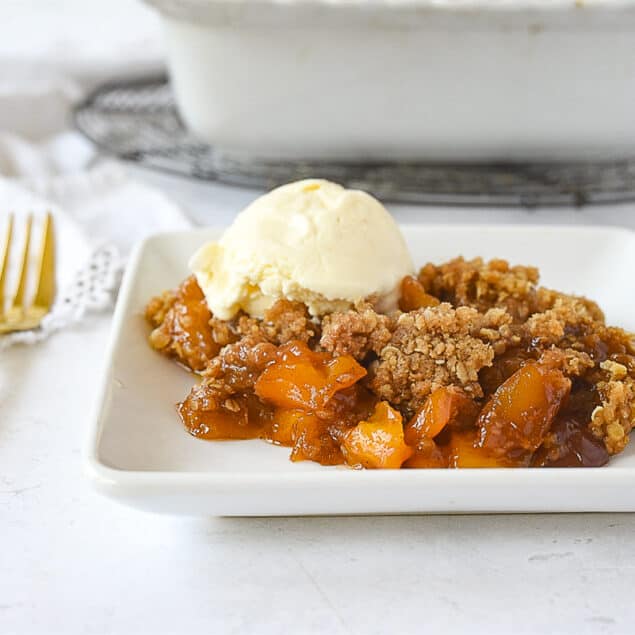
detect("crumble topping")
[418,257,540,321]
[146,258,635,461]
[534,287,605,322]
[319,301,393,361]
[524,295,605,346]
[368,304,514,415]
[250,299,317,345]
[590,362,635,454]
[537,348,595,378]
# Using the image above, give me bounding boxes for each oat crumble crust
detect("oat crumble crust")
[591,361,635,454]
[236,299,318,346]
[146,257,635,458]
[320,301,393,361]
[418,257,540,322]
[369,304,514,417]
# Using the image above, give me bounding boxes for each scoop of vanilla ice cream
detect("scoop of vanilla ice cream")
[189,179,414,320]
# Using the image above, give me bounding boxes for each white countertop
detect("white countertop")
[3,170,635,635]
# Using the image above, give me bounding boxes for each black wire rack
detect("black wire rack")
[73,74,635,207]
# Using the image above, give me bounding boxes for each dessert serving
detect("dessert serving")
[145,180,635,469]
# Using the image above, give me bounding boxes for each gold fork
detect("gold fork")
[0,213,56,334]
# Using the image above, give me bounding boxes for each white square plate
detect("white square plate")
[85,225,635,515]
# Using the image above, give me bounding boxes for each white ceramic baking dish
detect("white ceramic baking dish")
[144,0,635,162]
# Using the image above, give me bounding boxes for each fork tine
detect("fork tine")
[0,213,14,316]
[31,213,56,310]
[10,214,32,311]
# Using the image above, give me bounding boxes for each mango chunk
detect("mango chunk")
[404,386,479,446]
[255,341,366,411]
[342,402,413,469]
[477,362,571,459]
[399,275,441,312]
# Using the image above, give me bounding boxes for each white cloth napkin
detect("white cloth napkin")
[0,1,192,348]
[0,163,191,349]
